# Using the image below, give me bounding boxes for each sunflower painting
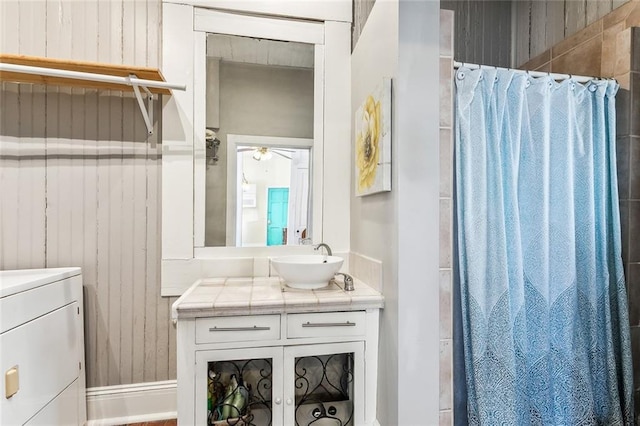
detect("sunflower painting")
[355,78,391,196]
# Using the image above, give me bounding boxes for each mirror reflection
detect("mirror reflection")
[235,145,311,247]
[204,34,315,247]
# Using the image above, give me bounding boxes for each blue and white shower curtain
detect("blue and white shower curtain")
[455,68,634,425]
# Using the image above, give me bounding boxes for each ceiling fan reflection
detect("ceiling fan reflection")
[238,146,293,161]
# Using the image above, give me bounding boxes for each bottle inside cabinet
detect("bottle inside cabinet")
[207,359,273,426]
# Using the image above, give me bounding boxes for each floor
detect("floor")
[125,420,176,426]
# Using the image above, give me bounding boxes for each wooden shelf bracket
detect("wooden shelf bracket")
[0,57,186,135]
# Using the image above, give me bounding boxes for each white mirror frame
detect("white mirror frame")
[161,1,351,296]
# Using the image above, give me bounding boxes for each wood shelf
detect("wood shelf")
[0,54,172,95]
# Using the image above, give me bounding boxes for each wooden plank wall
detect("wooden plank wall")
[440,1,513,68]
[352,0,377,51]
[513,0,632,66]
[0,0,176,388]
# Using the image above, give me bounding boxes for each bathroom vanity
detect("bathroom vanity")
[0,267,86,425]
[172,277,383,426]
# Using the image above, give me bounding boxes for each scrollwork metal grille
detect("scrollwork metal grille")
[294,352,354,426]
[208,359,273,426]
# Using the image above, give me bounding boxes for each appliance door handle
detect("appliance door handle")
[209,326,271,332]
[301,321,356,328]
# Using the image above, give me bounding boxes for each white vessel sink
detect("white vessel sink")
[271,255,343,289]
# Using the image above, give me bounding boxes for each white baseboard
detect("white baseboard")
[86,380,176,426]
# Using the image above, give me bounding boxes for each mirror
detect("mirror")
[162,4,351,295]
[203,34,315,247]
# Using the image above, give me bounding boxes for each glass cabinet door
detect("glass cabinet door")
[196,347,283,426]
[284,342,364,426]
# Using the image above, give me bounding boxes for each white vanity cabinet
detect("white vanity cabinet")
[173,278,383,426]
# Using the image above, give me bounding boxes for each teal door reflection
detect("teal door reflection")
[266,187,289,246]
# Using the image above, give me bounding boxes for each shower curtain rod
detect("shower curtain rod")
[453,61,603,84]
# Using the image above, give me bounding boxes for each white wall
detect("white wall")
[351,0,441,423]
[396,1,441,423]
[350,1,399,423]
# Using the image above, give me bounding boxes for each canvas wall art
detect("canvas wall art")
[355,77,391,196]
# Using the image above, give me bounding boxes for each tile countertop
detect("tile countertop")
[171,276,384,320]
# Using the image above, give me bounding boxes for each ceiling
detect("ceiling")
[206,34,314,69]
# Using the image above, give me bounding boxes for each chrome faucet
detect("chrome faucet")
[314,243,332,256]
[335,272,354,291]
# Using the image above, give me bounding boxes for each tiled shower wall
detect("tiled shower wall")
[512,0,635,67]
[514,15,639,350]
[515,4,640,418]
[448,6,640,422]
[439,9,454,426]
[520,1,640,86]
[618,27,640,417]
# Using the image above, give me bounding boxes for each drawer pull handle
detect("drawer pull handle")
[209,326,271,332]
[302,321,356,328]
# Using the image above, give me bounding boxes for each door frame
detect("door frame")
[226,134,313,247]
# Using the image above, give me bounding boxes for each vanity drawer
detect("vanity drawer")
[287,311,366,339]
[195,315,280,344]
